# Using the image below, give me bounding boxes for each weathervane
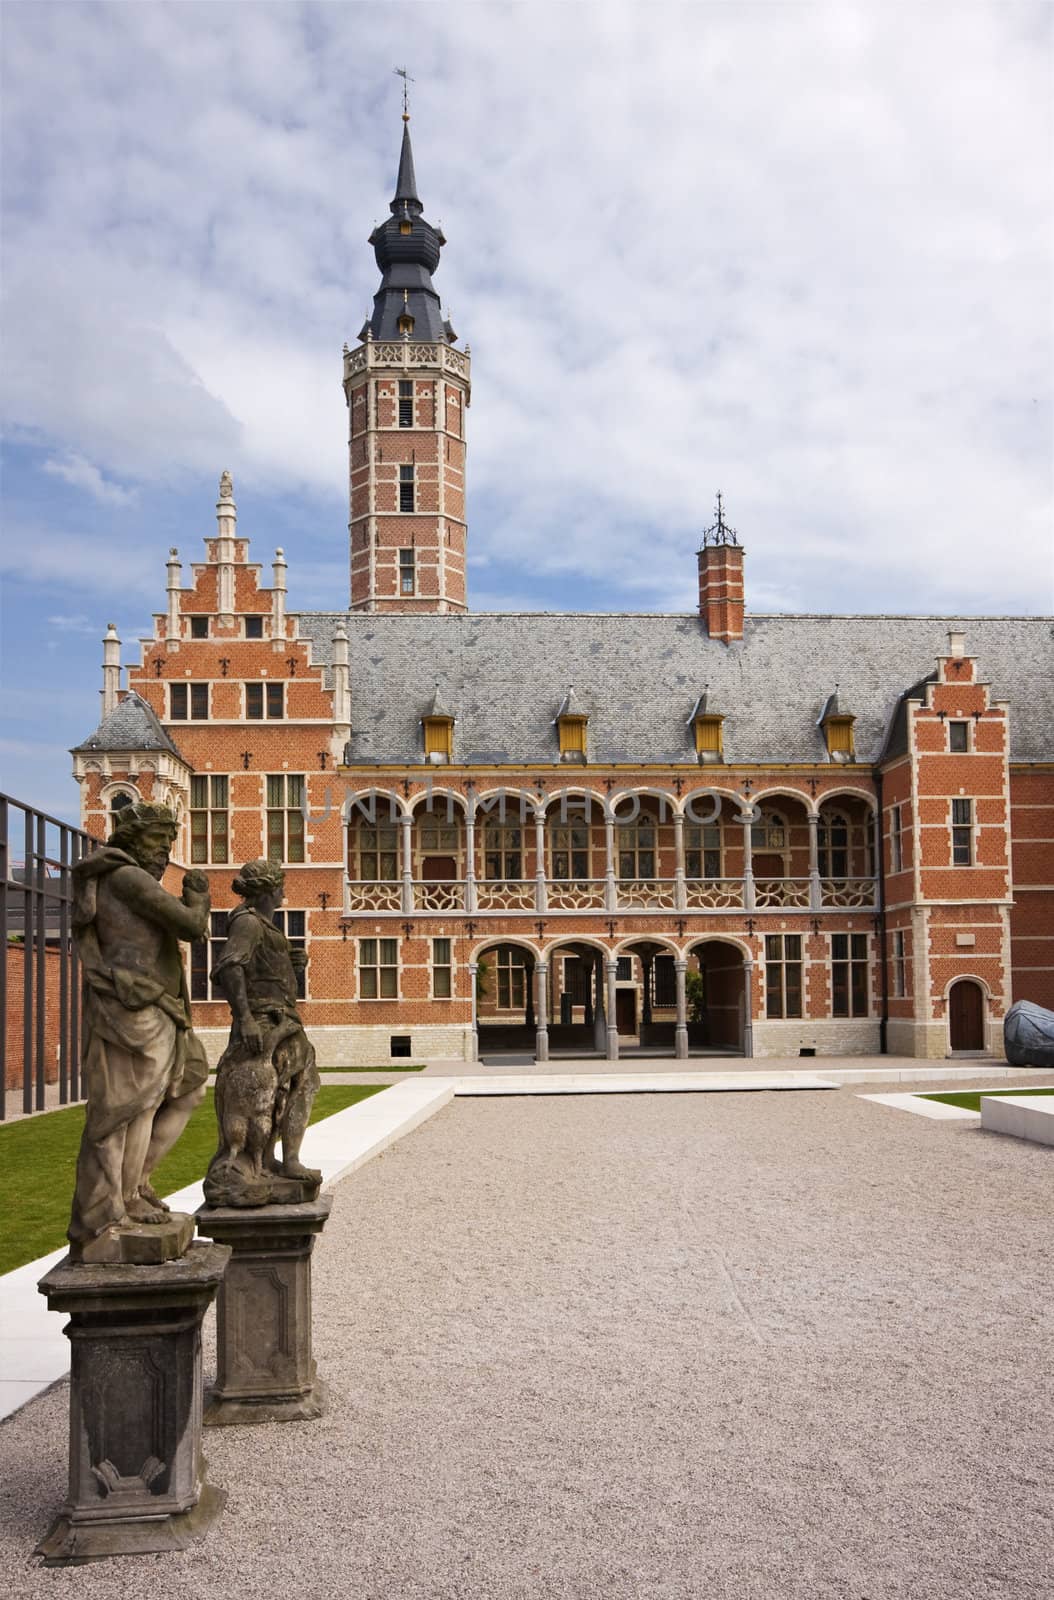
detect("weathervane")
[394,66,414,121]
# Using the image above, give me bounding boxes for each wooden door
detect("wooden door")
[422,856,456,881]
[615,989,637,1036]
[949,980,985,1051]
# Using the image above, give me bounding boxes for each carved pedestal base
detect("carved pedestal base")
[35,1243,230,1565]
[195,1196,332,1426]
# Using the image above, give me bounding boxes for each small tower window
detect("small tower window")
[399,465,415,512]
[399,548,415,594]
[398,380,413,428]
[399,220,412,236]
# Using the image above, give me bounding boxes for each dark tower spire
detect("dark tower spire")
[361,114,454,344]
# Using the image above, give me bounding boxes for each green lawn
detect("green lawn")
[919,1086,1054,1113]
[0,1084,385,1276]
[317,1062,425,1073]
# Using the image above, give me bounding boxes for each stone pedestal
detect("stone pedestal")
[195,1196,332,1426]
[35,1242,230,1566]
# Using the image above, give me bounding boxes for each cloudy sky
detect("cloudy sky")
[1,1,1051,817]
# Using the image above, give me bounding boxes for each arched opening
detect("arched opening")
[475,940,537,1057]
[949,979,986,1052]
[686,939,748,1054]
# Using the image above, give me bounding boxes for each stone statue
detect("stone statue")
[219,469,233,499]
[68,802,210,1263]
[204,859,321,1206]
[1004,999,1054,1070]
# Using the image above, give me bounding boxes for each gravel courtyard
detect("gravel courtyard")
[2,1082,1051,1599]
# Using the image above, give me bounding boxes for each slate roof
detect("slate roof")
[364,121,451,344]
[72,692,182,757]
[296,612,1054,768]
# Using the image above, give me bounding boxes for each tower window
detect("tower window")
[951,798,973,865]
[398,381,413,428]
[399,548,415,593]
[399,465,415,512]
[399,221,412,236]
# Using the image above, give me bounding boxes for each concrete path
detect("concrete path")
[2,1078,1051,1596]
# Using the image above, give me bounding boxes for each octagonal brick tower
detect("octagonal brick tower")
[344,114,471,613]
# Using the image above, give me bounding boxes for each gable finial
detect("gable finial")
[701,491,738,548]
[394,65,414,122]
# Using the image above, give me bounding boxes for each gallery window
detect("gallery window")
[550,823,590,880]
[618,818,656,880]
[685,822,722,879]
[357,823,399,880]
[484,822,522,881]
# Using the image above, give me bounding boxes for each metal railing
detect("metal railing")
[1,794,99,1117]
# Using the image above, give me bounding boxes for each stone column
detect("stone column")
[641,955,654,1028]
[583,957,594,1028]
[400,813,414,914]
[195,1196,332,1426]
[165,550,182,648]
[743,959,755,1058]
[593,950,607,1053]
[468,960,479,1061]
[535,962,549,1063]
[101,623,121,718]
[673,811,687,911]
[534,808,548,912]
[604,809,617,911]
[272,549,288,639]
[465,801,477,913]
[606,957,620,1061]
[740,807,755,912]
[35,1244,230,1564]
[808,812,822,911]
[524,956,536,1029]
[674,958,689,1060]
[216,474,236,618]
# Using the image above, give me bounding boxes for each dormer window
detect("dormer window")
[397,310,415,336]
[693,714,724,764]
[819,691,855,764]
[423,716,453,764]
[555,687,588,762]
[823,715,855,762]
[399,221,412,236]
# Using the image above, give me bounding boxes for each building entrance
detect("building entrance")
[949,979,985,1051]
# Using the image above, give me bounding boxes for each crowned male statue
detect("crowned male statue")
[204,859,321,1207]
[68,801,210,1263]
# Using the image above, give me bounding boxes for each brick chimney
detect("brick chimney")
[697,494,744,643]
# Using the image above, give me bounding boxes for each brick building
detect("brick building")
[71,117,1054,1066]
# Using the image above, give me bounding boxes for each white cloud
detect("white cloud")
[42,454,137,505]
[0,0,1049,619]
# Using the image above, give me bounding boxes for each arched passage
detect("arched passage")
[474,939,539,1057]
[686,939,749,1054]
